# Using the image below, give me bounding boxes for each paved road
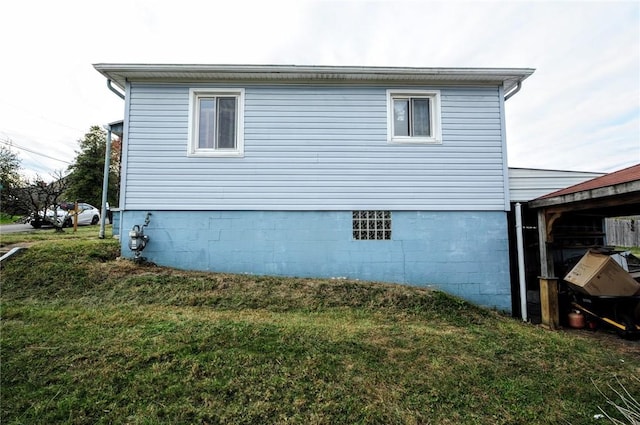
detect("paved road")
[0,223,39,234]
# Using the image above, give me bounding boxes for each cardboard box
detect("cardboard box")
[564,251,640,297]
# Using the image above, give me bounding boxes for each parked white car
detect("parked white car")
[31,203,100,228]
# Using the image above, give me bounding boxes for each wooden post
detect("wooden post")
[539,277,559,329]
[537,209,559,329]
[74,200,79,232]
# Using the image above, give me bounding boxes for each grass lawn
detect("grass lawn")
[619,246,640,257]
[1,229,639,424]
[0,213,21,225]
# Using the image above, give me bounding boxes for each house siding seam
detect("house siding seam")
[123,83,507,211]
[120,210,512,311]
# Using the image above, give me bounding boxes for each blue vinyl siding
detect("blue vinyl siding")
[508,168,605,202]
[119,210,511,311]
[124,84,507,211]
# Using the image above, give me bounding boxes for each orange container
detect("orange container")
[568,310,585,329]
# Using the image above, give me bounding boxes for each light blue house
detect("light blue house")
[95,64,534,311]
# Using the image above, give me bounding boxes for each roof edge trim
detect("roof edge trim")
[93,63,535,93]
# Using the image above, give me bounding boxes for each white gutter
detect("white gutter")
[504,81,522,101]
[515,202,528,322]
[107,79,125,100]
[0,247,26,264]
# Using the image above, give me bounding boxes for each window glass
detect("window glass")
[216,97,237,149]
[393,99,409,137]
[387,90,440,144]
[198,98,215,149]
[412,98,430,137]
[352,210,392,240]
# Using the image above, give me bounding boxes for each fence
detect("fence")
[605,216,640,247]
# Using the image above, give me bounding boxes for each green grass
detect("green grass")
[618,246,640,257]
[1,231,639,424]
[0,225,104,246]
[0,212,21,224]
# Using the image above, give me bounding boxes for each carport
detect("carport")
[528,163,640,329]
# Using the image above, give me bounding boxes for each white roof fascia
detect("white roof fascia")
[93,63,535,93]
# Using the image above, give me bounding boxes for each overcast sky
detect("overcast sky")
[1,0,638,180]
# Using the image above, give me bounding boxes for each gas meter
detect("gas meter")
[128,213,151,262]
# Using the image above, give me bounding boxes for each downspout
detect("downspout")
[107,79,125,100]
[99,79,125,239]
[504,81,522,101]
[515,203,528,322]
[504,81,526,320]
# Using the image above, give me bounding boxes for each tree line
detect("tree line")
[0,126,121,225]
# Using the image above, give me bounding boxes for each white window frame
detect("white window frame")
[386,89,442,144]
[188,88,245,157]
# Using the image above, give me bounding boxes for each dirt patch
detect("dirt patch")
[562,327,640,356]
[0,242,38,256]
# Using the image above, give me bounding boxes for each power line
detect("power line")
[0,101,87,133]
[0,138,72,164]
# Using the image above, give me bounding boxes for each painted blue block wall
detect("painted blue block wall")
[111,210,121,237]
[120,210,511,311]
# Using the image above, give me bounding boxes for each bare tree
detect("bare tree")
[13,171,70,231]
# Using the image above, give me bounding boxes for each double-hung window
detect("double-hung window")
[188,88,244,157]
[387,90,442,144]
